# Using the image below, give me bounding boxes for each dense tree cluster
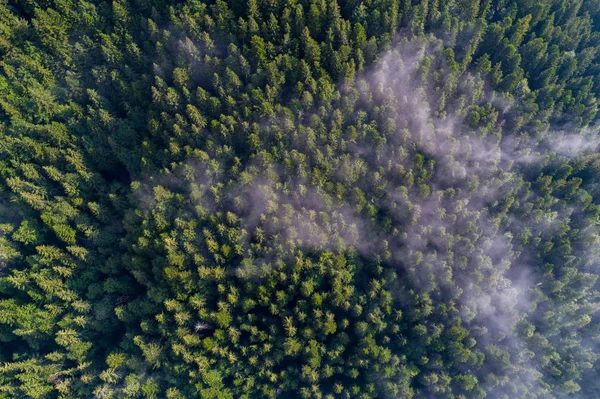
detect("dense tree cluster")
[1,0,600,398]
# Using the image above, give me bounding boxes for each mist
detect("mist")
[128,32,600,399]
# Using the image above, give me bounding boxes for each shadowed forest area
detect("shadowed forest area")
[1,0,600,398]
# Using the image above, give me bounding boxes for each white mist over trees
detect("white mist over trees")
[1,0,600,398]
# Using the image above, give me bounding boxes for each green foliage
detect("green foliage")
[0,0,599,398]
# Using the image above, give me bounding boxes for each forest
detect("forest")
[1,0,600,398]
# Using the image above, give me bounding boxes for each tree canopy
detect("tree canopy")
[1,0,600,398]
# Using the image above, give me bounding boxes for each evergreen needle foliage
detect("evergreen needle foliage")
[1,0,600,398]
